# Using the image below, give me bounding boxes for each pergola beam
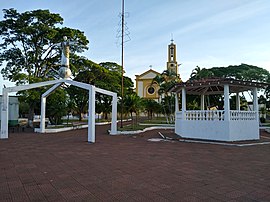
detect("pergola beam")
[1,79,118,142]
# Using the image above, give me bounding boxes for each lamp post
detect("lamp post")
[120,0,124,128]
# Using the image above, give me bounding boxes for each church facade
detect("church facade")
[135,39,180,100]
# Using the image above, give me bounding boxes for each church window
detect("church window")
[147,86,155,95]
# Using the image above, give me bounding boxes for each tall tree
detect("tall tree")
[0,8,89,120]
[123,93,142,127]
[151,69,180,122]
[0,8,88,84]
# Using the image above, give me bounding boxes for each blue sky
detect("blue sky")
[1,0,270,91]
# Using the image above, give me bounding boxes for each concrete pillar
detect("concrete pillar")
[40,97,46,133]
[236,92,240,111]
[175,93,179,112]
[181,88,186,120]
[110,94,117,135]
[224,84,230,121]
[253,88,259,121]
[201,94,205,110]
[88,86,96,143]
[1,90,9,139]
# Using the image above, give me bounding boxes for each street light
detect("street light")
[120,0,124,128]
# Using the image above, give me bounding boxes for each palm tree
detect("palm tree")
[190,66,213,80]
[190,66,202,79]
[151,69,180,123]
[123,93,142,127]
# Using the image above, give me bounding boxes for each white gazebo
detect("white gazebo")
[170,78,269,142]
[0,79,118,143]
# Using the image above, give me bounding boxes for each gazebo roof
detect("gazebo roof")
[169,78,270,95]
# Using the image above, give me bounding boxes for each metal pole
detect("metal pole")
[120,0,124,128]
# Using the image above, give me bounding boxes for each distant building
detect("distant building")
[135,69,160,100]
[135,39,180,100]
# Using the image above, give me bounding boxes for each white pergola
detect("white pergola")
[169,78,269,141]
[0,79,118,143]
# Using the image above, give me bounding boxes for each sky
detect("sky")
[1,0,270,91]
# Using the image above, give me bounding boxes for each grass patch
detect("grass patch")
[118,117,173,131]
[140,117,174,124]
[118,124,147,131]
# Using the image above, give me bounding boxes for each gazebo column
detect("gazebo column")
[175,93,179,112]
[253,87,259,121]
[224,84,230,121]
[201,94,205,110]
[181,88,186,120]
[236,92,240,110]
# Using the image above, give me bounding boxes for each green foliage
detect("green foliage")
[0,8,89,84]
[210,63,270,82]
[67,59,135,121]
[152,69,180,95]
[123,93,142,127]
[99,62,122,74]
[0,8,89,120]
[123,93,142,116]
[190,66,213,80]
[18,99,29,118]
[190,63,270,100]
[190,64,270,83]
[46,88,68,124]
[142,99,162,119]
[161,95,175,116]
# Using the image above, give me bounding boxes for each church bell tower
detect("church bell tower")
[167,38,178,75]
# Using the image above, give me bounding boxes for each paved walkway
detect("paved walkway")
[1,125,270,201]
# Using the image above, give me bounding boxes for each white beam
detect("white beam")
[5,79,66,93]
[42,83,63,97]
[95,86,117,97]
[65,80,91,91]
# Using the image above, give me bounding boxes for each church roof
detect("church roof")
[168,78,270,95]
[135,69,161,79]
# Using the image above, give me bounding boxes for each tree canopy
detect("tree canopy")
[190,64,270,83]
[0,8,89,85]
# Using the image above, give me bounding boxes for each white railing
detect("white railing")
[178,110,225,121]
[230,110,256,121]
[176,110,257,122]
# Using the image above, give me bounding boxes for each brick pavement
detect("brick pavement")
[1,125,270,201]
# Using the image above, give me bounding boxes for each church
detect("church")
[135,39,180,100]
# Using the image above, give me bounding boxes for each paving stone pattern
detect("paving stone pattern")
[1,125,270,201]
